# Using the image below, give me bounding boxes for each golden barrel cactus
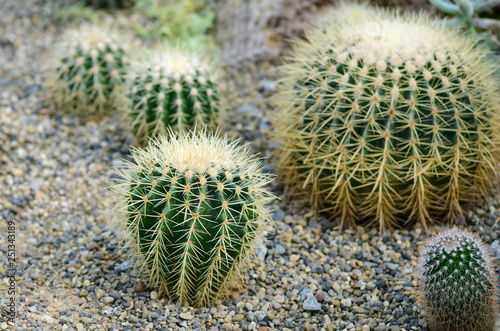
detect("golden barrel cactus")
[48,23,130,115]
[272,4,500,230]
[122,47,222,145]
[110,130,275,306]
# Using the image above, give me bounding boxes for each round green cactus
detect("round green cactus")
[417,228,498,331]
[272,4,500,230]
[123,48,221,145]
[48,24,129,115]
[110,130,275,306]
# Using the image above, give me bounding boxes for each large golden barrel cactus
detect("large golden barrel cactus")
[272,4,500,230]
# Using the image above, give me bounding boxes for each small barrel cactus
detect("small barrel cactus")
[272,4,500,230]
[123,48,221,145]
[417,228,498,330]
[110,130,275,306]
[48,24,129,115]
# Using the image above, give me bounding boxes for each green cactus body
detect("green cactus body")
[111,131,274,306]
[126,49,221,144]
[273,4,500,230]
[417,228,498,330]
[49,25,129,115]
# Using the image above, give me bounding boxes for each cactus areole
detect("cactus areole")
[417,228,498,331]
[273,5,500,230]
[111,131,275,306]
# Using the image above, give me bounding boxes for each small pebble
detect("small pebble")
[303,296,321,311]
[102,297,115,304]
[96,289,105,299]
[180,312,193,320]
[134,283,146,292]
[315,291,325,302]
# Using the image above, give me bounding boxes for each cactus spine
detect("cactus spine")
[124,48,221,145]
[272,4,500,230]
[110,130,275,306]
[48,24,129,115]
[417,228,498,331]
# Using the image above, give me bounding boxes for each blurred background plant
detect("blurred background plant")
[130,0,215,49]
[44,1,99,25]
[43,0,216,51]
[429,0,500,60]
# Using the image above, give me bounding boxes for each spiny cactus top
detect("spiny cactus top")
[416,228,498,331]
[123,48,221,145]
[110,130,275,306]
[48,24,129,115]
[272,4,500,230]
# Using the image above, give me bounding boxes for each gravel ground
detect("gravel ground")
[1,1,500,330]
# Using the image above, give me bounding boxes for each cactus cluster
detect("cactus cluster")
[272,4,500,230]
[123,48,221,144]
[417,228,498,331]
[110,130,275,306]
[48,24,129,115]
[87,2,500,315]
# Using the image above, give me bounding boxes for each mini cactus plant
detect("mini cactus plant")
[272,4,500,230]
[48,23,129,115]
[110,130,275,306]
[416,228,498,331]
[122,47,221,145]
